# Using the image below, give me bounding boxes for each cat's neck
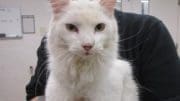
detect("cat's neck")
[50,51,113,88]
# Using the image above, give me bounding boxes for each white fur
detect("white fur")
[46,0,139,101]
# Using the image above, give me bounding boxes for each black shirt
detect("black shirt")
[26,10,180,101]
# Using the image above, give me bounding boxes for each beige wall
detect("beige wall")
[0,0,51,34]
[150,0,179,45]
[0,0,50,100]
[120,0,180,55]
[121,0,141,14]
[0,35,42,101]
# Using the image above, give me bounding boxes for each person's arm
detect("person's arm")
[26,37,48,101]
[139,20,180,101]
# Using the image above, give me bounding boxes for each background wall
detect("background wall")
[121,0,141,14]
[120,0,180,54]
[149,0,179,46]
[0,36,41,101]
[0,0,51,101]
[0,0,51,34]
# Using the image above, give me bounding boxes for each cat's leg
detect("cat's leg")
[87,82,122,101]
[45,76,73,101]
[121,73,139,101]
[111,60,139,101]
[93,77,138,101]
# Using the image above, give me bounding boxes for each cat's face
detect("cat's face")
[48,0,118,58]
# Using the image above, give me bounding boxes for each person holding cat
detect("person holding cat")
[26,0,180,101]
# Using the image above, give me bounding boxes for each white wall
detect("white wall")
[121,0,141,14]
[150,0,179,45]
[0,0,51,101]
[0,35,42,101]
[120,0,180,55]
[0,0,51,34]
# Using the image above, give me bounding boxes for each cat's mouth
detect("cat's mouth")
[85,52,91,56]
[71,48,99,58]
[82,49,97,57]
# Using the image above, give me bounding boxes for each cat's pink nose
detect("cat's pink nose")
[82,44,93,51]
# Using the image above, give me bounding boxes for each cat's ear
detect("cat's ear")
[100,0,116,15]
[50,0,69,14]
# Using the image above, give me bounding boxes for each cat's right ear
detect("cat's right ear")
[49,0,69,15]
[100,0,116,16]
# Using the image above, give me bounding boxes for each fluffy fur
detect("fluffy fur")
[46,0,139,101]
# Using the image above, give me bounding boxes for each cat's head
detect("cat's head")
[47,0,119,60]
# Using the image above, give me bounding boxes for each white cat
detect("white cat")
[46,0,139,101]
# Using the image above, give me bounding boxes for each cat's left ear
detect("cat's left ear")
[100,0,116,15]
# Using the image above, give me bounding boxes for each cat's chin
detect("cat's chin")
[84,52,91,56]
[72,51,97,59]
[78,52,94,58]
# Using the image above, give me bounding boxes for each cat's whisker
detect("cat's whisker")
[34,61,48,81]
[119,21,146,41]
[119,36,149,52]
[56,52,73,62]
[35,66,48,96]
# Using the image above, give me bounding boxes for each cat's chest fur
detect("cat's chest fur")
[46,58,136,101]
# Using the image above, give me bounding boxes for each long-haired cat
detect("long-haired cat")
[46,0,139,101]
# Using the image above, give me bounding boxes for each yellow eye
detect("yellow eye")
[95,23,105,32]
[66,24,78,32]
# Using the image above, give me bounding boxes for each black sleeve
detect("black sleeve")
[115,11,180,101]
[139,21,180,101]
[26,37,49,101]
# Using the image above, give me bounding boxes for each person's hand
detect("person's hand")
[30,96,45,101]
[30,97,38,101]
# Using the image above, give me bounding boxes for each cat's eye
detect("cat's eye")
[66,24,78,32]
[95,23,105,32]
